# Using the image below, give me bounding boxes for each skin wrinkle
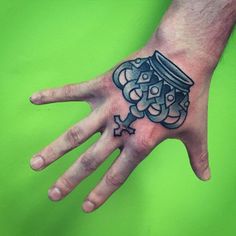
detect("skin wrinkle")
[191,151,209,179]
[105,172,125,187]
[80,154,99,172]
[66,126,83,147]
[63,84,79,100]
[58,176,74,194]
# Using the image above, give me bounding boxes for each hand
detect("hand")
[29,0,235,213]
[29,47,211,212]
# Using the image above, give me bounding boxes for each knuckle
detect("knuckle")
[59,176,74,192]
[63,84,75,98]
[80,154,99,172]
[134,136,153,154]
[105,172,125,187]
[99,74,111,91]
[120,150,143,167]
[67,126,83,147]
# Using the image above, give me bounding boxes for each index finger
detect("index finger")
[30,79,102,104]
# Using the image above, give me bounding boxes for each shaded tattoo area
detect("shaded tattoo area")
[112,51,194,136]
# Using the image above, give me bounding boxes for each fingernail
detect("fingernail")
[29,96,34,103]
[202,167,211,181]
[30,156,44,170]
[82,200,95,213]
[30,94,40,104]
[48,187,62,201]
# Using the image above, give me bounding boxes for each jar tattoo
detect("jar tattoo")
[112,51,194,136]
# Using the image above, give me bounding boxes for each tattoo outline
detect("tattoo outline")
[112,51,194,136]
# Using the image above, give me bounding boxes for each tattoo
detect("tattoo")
[112,51,194,136]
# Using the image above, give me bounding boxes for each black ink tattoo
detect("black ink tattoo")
[112,51,194,136]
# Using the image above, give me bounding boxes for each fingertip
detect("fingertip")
[29,96,33,103]
[196,167,211,181]
[30,155,45,171]
[48,187,62,201]
[82,200,95,213]
[29,93,41,104]
[202,167,211,181]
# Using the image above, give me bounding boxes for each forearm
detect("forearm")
[147,0,236,78]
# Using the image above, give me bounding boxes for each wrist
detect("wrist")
[144,0,236,82]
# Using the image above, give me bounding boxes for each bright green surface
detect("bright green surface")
[0,1,236,236]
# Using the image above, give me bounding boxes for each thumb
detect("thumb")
[181,130,211,181]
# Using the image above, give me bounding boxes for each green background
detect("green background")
[0,0,235,236]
